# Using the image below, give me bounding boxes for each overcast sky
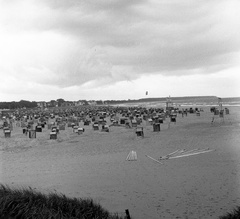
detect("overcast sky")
[0,0,240,101]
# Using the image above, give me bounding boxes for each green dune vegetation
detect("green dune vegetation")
[0,184,125,219]
[1,183,239,219]
[219,207,240,219]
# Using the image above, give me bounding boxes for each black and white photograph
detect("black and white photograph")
[0,0,240,218]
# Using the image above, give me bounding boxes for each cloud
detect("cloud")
[0,0,240,90]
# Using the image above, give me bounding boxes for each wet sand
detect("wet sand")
[1,106,240,218]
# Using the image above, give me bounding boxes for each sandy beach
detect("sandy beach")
[1,106,240,219]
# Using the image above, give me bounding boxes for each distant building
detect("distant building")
[61,101,75,107]
[47,100,58,107]
[37,101,47,108]
[88,100,97,105]
[74,100,85,106]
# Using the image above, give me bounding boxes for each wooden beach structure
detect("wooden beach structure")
[50,131,57,139]
[135,126,144,137]
[29,130,36,138]
[3,127,11,138]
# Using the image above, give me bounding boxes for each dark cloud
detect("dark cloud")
[1,0,240,88]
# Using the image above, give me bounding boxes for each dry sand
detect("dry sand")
[1,106,240,219]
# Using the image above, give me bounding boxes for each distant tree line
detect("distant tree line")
[104,96,219,105]
[0,100,37,109]
[104,98,166,104]
[0,96,221,109]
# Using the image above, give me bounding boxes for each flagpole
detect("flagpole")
[218,97,222,111]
